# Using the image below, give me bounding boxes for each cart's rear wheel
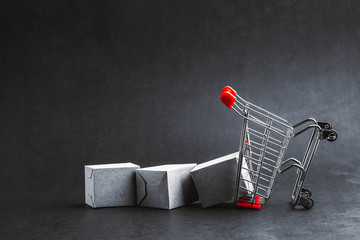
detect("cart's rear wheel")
[302,197,314,209]
[327,130,338,142]
[301,187,312,198]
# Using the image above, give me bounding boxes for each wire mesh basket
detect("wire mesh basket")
[220,86,337,209]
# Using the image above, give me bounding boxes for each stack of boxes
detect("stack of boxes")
[85,153,239,209]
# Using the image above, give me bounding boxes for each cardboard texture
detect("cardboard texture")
[136,164,198,210]
[241,156,255,193]
[191,152,238,208]
[85,163,140,208]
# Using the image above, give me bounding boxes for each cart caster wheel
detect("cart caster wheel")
[301,187,312,198]
[327,130,338,142]
[302,197,314,209]
[318,122,332,129]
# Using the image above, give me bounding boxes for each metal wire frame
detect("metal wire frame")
[279,119,323,207]
[221,87,337,209]
[231,94,293,205]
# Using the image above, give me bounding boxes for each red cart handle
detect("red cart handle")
[222,86,236,96]
[220,91,236,109]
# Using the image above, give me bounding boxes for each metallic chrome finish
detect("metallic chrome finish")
[221,86,337,209]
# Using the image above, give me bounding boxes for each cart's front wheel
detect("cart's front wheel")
[302,197,314,209]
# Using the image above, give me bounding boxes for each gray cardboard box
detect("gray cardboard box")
[85,162,140,208]
[136,164,198,210]
[190,152,238,208]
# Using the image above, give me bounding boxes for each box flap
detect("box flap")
[84,166,95,207]
[136,170,169,209]
[136,171,147,206]
[87,168,94,179]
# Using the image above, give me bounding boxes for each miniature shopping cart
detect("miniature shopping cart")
[220,86,337,209]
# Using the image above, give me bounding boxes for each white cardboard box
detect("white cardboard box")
[136,164,198,210]
[85,162,140,208]
[190,152,238,208]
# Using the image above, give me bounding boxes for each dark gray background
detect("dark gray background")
[1,0,359,239]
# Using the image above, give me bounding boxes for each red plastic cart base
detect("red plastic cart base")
[236,195,262,210]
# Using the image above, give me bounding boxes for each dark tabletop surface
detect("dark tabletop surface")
[1,0,359,239]
[1,174,359,240]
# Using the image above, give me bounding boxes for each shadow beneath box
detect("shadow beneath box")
[54,200,267,212]
[186,201,255,210]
